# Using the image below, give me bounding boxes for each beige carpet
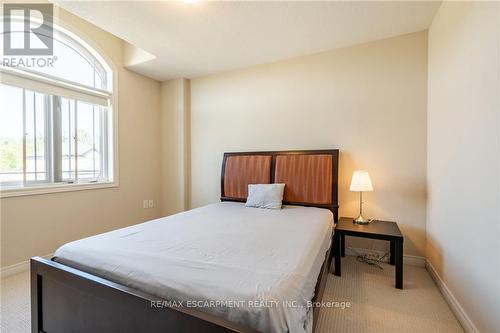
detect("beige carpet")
[1,270,30,333]
[315,257,463,333]
[1,257,463,333]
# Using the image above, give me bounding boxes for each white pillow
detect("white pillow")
[245,184,286,209]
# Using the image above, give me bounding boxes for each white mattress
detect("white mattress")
[54,202,333,333]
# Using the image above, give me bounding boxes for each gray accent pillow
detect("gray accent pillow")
[245,184,286,209]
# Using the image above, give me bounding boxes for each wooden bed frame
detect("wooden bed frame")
[31,149,339,333]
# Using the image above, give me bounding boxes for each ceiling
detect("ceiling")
[55,1,441,81]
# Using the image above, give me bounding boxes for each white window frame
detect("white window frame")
[0,22,118,198]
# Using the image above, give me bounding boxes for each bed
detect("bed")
[31,149,339,333]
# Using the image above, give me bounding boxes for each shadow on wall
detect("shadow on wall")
[339,150,427,256]
[426,235,444,275]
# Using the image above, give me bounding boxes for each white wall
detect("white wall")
[427,2,500,332]
[190,32,428,257]
[160,79,190,216]
[0,7,163,267]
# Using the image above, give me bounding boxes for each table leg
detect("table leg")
[341,234,345,257]
[395,239,403,289]
[334,232,341,276]
[390,240,395,265]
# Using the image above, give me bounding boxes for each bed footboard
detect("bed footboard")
[30,257,258,333]
[312,247,331,332]
[31,249,331,333]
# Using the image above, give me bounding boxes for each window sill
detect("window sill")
[0,181,118,198]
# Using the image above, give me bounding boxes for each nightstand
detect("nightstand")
[333,217,404,289]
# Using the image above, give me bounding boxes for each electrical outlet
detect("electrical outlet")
[148,200,154,208]
[143,200,148,209]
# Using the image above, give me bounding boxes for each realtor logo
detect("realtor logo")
[3,3,53,56]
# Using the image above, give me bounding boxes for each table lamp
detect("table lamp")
[350,170,373,224]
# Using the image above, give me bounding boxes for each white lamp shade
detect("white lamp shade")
[349,170,373,192]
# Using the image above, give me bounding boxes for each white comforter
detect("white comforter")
[54,202,333,333]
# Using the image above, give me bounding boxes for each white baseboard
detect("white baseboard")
[1,253,53,279]
[345,246,426,267]
[426,260,478,333]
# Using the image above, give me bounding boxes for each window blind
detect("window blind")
[1,67,110,107]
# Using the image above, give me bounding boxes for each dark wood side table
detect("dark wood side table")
[333,217,404,289]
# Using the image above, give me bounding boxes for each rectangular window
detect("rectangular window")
[0,85,24,184]
[24,90,49,182]
[0,83,113,193]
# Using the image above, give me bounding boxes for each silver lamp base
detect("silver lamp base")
[353,215,371,225]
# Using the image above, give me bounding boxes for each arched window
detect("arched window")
[1,18,115,196]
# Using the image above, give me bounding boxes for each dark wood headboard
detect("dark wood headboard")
[220,149,339,222]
